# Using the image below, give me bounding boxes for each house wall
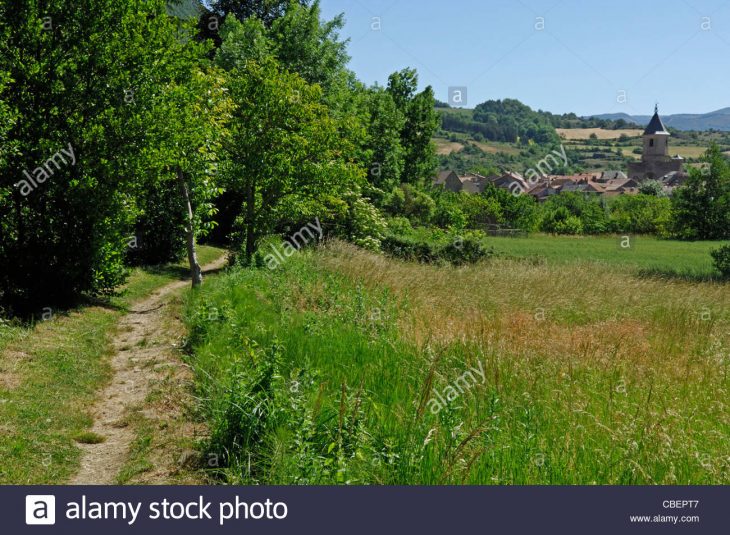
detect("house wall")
[444,173,463,192]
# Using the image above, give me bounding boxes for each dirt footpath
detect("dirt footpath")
[70,256,227,485]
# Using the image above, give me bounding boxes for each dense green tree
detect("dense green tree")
[608,194,672,235]
[136,67,232,285]
[672,144,730,240]
[268,1,349,93]
[386,69,419,111]
[207,1,350,101]
[386,69,439,184]
[443,98,559,144]
[215,15,273,70]
[221,58,364,260]
[363,88,405,191]
[122,8,233,275]
[458,191,503,228]
[638,180,665,197]
[210,0,311,26]
[402,87,439,184]
[0,71,17,175]
[0,0,193,312]
[481,184,541,231]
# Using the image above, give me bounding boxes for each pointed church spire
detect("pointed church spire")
[644,105,669,135]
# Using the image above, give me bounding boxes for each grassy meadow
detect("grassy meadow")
[184,238,729,485]
[0,246,224,484]
[483,234,724,278]
[556,128,644,140]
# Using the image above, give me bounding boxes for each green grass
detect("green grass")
[73,431,106,444]
[118,245,225,304]
[0,245,225,484]
[115,412,155,485]
[482,234,726,278]
[184,240,729,485]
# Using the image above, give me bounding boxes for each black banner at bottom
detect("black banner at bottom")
[4,486,727,534]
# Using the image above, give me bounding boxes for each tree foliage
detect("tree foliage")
[387,69,439,184]
[210,0,311,27]
[671,144,730,240]
[451,98,559,144]
[220,57,364,259]
[0,0,191,311]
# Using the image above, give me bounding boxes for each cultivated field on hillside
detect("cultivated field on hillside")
[557,128,643,140]
[471,141,522,155]
[435,139,465,155]
[184,238,730,485]
[434,137,521,157]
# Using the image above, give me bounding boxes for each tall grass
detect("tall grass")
[184,240,729,484]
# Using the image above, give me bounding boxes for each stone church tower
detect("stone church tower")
[628,106,684,180]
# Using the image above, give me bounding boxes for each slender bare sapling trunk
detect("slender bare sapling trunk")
[177,168,202,288]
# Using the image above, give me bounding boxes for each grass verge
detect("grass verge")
[0,245,224,484]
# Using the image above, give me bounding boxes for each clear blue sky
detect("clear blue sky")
[319,0,730,116]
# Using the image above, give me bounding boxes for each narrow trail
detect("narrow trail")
[70,255,227,485]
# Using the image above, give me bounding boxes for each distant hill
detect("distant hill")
[438,99,633,144]
[589,108,730,131]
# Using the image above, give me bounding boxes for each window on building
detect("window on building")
[650,139,654,147]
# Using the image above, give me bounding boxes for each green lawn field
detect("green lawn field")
[484,234,726,278]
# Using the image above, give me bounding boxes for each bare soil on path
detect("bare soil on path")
[70,256,227,485]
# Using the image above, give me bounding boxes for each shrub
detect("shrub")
[386,216,413,235]
[347,196,387,251]
[432,202,466,229]
[553,214,584,235]
[385,184,435,225]
[711,245,730,278]
[608,194,672,236]
[430,190,467,229]
[441,232,492,265]
[541,206,583,235]
[381,230,492,265]
[380,234,440,264]
[541,193,608,234]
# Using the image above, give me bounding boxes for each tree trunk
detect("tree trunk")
[244,181,256,261]
[177,168,202,288]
